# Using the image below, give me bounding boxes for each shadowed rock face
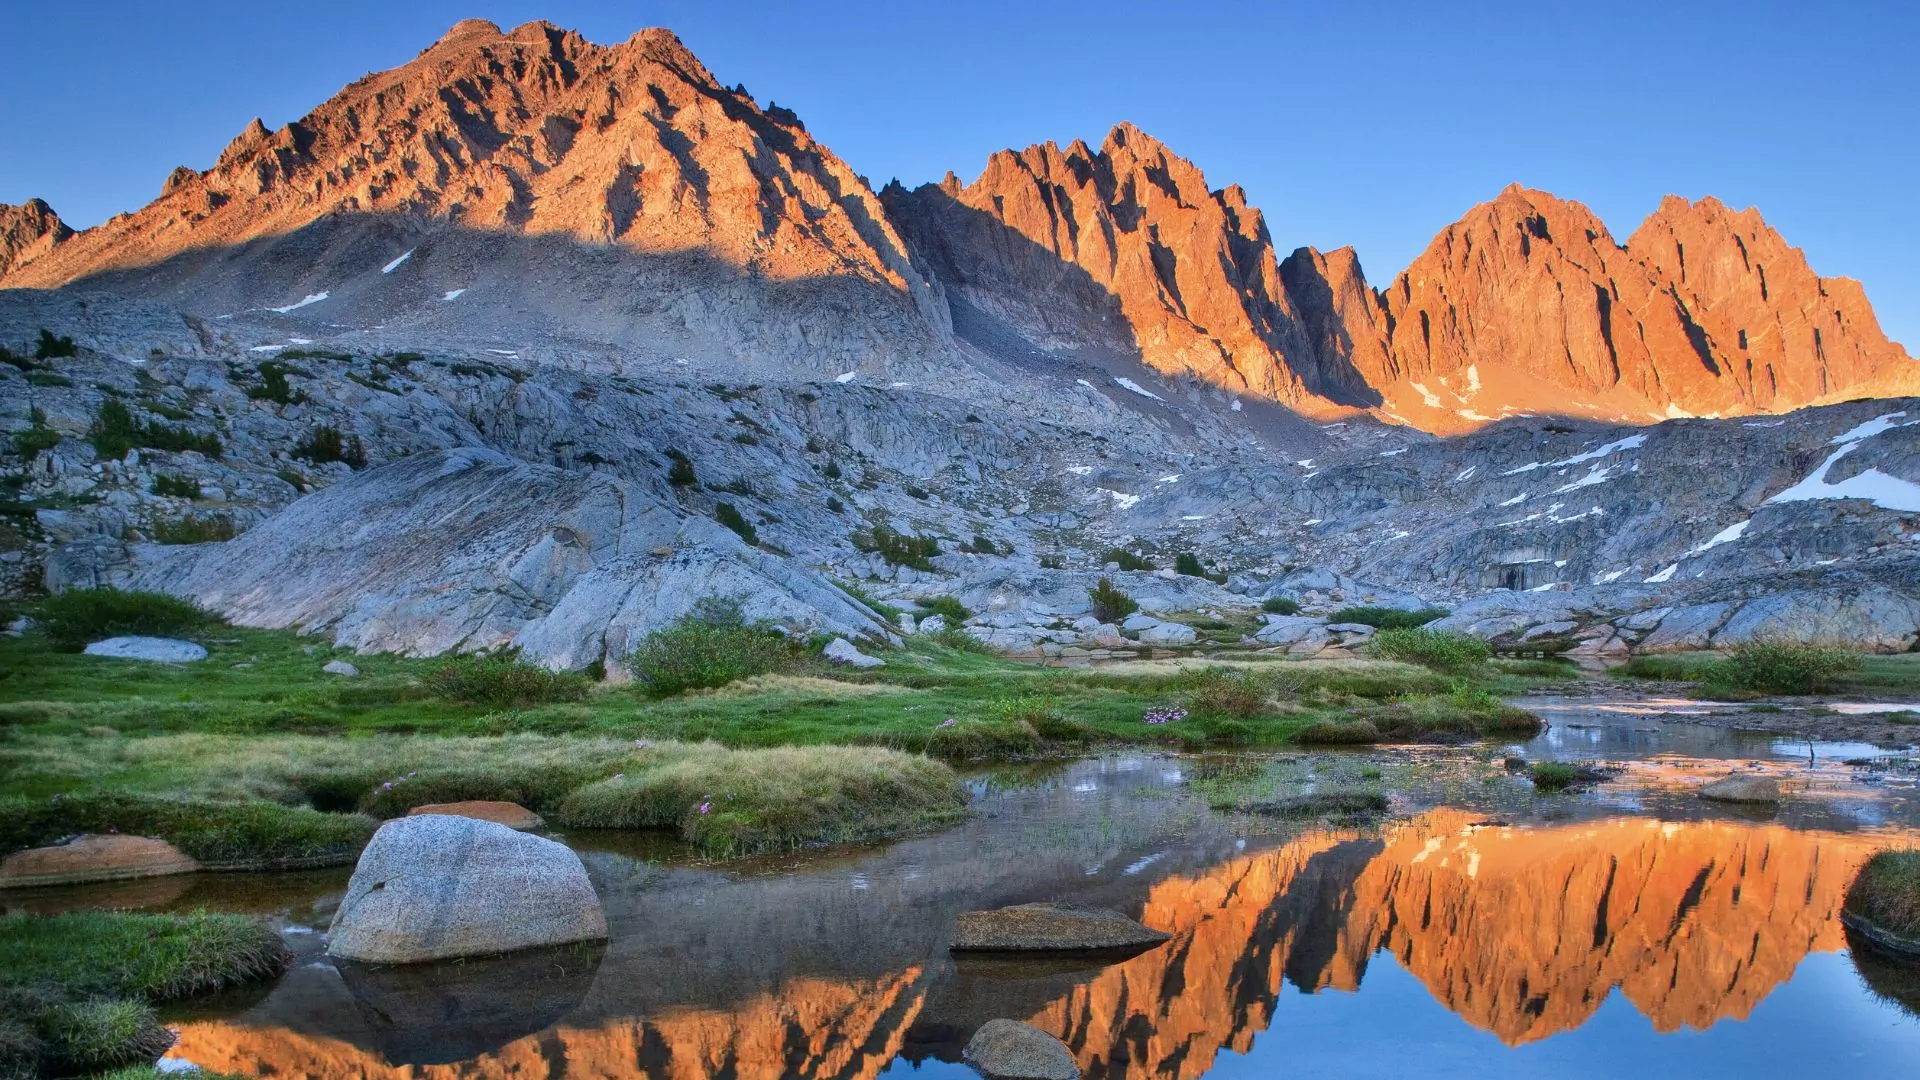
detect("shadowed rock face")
[162,811,1896,1078]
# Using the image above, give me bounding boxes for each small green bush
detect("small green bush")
[1529,762,1579,790]
[1101,548,1154,571]
[245,361,307,405]
[12,417,59,460]
[31,587,216,651]
[826,495,845,513]
[1707,642,1864,695]
[1329,605,1449,629]
[40,998,171,1072]
[1367,627,1492,670]
[88,400,222,460]
[149,513,235,544]
[33,329,77,360]
[148,474,200,498]
[290,426,366,469]
[628,598,791,696]
[1183,668,1279,719]
[425,655,590,708]
[1261,596,1302,615]
[918,595,972,623]
[853,522,941,569]
[1174,552,1208,577]
[1089,577,1138,624]
[714,502,758,544]
[1295,719,1381,745]
[823,459,842,479]
[666,449,697,486]
[926,717,1041,760]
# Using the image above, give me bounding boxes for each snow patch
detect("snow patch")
[1503,433,1648,476]
[1552,464,1617,493]
[248,344,283,353]
[1644,564,1678,583]
[1453,465,1478,483]
[1380,448,1407,457]
[1181,514,1209,521]
[1099,489,1141,510]
[1688,519,1750,555]
[1497,493,1527,506]
[1595,569,1627,584]
[1829,411,1907,445]
[381,249,414,274]
[1302,518,1323,526]
[1113,376,1164,401]
[1742,419,1784,429]
[268,291,329,314]
[1230,399,1242,411]
[1064,465,1093,476]
[834,371,859,384]
[1458,410,1492,421]
[1766,442,1920,512]
[1157,474,1181,484]
[442,288,466,301]
[1409,382,1443,408]
[1294,459,1316,469]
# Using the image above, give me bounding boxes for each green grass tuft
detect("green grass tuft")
[1366,627,1491,670]
[1847,850,1920,941]
[425,656,590,708]
[554,744,967,857]
[0,792,376,869]
[627,599,793,696]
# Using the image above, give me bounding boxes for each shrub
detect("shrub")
[1367,627,1492,670]
[33,328,77,360]
[1261,596,1302,615]
[149,513,235,544]
[148,474,200,498]
[853,522,941,569]
[245,361,307,405]
[666,449,697,486]
[1101,548,1154,571]
[1329,605,1450,629]
[918,595,972,623]
[1089,577,1138,624]
[88,400,222,460]
[713,502,758,545]
[1707,642,1864,695]
[628,598,791,696]
[554,744,966,856]
[290,426,366,469]
[1295,719,1381,745]
[31,587,216,650]
[826,495,845,513]
[1174,552,1207,577]
[963,533,1002,555]
[12,412,59,460]
[823,459,842,479]
[425,655,590,708]
[1183,668,1278,719]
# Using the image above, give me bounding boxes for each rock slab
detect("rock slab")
[951,902,1170,952]
[0,833,200,888]
[406,801,545,831]
[1699,775,1783,805]
[824,637,885,668]
[82,636,208,662]
[327,815,605,963]
[964,1019,1080,1080]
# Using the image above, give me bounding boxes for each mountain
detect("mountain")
[1302,184,1920,432]
[0,198,70,278]
[882,125,1376,411]
[0,19,948,378]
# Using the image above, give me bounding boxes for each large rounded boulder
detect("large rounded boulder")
[327,814,606,963]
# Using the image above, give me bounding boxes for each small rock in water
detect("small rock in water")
[952,902,1170,952]
[82,636,208,662]
[823,637,885,668]
[964,1019,1079,1080]
[323,659,361,677]
[1699,775,1782,805]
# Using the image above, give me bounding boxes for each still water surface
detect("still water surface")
[12,700,1920,1078]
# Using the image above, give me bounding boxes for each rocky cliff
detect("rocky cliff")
[0,198,70,279]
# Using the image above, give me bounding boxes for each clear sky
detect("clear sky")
[3,1,1914,347]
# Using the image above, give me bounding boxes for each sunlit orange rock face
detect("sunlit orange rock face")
[1310,185,1920,431]
[170,967,926,1080]
[0,19,927,297]
[884,124,1377,412]
[165,815,1895,1080]
[1033,812,1889,1077]
[0,198,69,278]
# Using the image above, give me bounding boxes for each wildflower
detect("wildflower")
[612,773,625,781]
[937,718,957,729]
[1143,706,1187,725]
[698,801,712,814]
[634,739,653,749]
[382,781,393,790]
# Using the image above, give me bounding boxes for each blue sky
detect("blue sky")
[3,1,1914,347]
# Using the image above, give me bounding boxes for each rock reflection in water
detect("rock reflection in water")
[164,794,1911,1079]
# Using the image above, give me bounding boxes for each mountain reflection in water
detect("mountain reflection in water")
[163,803,1913,1079]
